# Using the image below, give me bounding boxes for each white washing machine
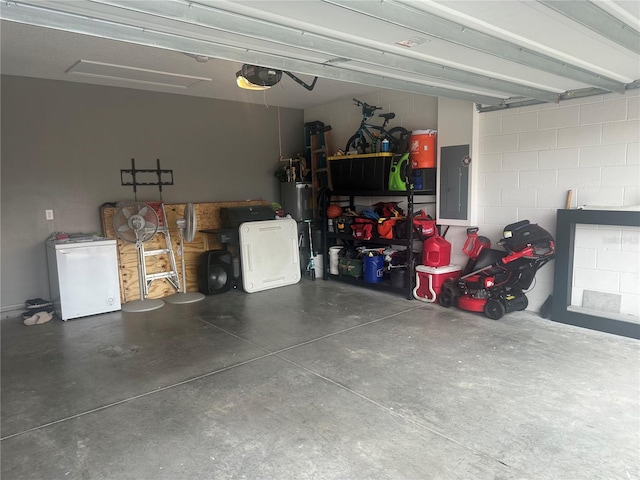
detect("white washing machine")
[46,237,121,320]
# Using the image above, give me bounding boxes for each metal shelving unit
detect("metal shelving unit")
[321,186,436,300]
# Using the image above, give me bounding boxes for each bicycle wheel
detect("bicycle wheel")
[386,127,410,153]
[345,134,368,154]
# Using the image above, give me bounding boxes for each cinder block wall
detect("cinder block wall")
[476,91,640,314]
[573,225,639,317]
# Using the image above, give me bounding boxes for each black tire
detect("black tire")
[439,290,454,308]
[484,299,505,320]
[518,295,529,311]
[386,127,410,153]
[345,134,368,154]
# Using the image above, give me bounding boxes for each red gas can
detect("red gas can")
[422,235,451,267]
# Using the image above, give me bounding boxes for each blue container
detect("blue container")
[413,171,423,190]
[363,254,384,283]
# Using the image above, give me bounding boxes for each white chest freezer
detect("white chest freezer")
[46,237,121,320]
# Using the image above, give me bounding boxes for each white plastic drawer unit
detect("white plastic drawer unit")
[239,219,301,293]
[46,237,121,320]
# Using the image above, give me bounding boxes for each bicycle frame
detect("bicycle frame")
[355,122,388,152]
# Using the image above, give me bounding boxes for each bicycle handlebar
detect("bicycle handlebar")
[353,98,382,113]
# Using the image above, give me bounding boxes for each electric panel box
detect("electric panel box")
[439,144,470,220]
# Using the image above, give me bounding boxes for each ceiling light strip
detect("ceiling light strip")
[539,0,640,55]
[38,0,560,103]
[0,4,507,105]
[324,0,629,92]
[66,60,211,88]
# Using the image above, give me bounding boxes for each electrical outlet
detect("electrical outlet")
[45,210,54,220]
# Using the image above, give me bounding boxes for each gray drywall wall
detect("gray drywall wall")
[0,75,304,313]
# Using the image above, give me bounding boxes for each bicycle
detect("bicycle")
[345,99,409,155]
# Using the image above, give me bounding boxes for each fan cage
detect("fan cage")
[113,202,160,244]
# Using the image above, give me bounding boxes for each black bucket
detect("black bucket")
[390,267,406,288]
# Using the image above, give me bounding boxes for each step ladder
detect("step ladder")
[140,202,180,296]
[310,124,334,216]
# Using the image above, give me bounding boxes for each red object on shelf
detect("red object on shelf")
[351,223,373,240]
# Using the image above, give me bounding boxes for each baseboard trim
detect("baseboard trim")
[2,303,24,320]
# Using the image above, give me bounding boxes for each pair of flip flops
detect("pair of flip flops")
[23,311,53,326]
[22,298,55,326]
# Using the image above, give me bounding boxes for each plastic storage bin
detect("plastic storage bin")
[329,153,393,191]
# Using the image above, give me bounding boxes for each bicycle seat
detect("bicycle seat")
[379,112,395,120]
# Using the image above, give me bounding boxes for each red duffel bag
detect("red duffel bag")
[413,210,436,239]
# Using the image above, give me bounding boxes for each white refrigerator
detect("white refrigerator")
[46,237,121,320]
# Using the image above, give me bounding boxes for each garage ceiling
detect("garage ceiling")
[1,0,639,110]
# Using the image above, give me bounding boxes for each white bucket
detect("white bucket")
[313,254,323,277]
[329,246,343,275]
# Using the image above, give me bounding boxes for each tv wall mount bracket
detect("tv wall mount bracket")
[121,158,174,201]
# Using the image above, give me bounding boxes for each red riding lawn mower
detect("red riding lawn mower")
[439,220,555,320]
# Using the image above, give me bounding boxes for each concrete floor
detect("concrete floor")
[1,278,639,480]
